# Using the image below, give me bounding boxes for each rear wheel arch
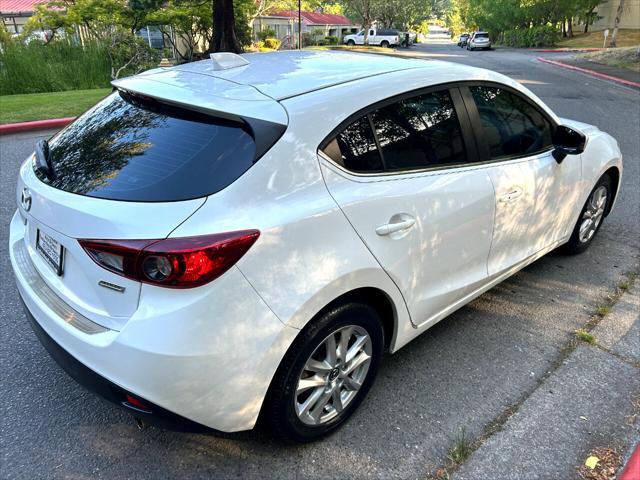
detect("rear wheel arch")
[305,287,397,351]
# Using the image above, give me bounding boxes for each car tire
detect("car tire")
[347,40,355,46]
[381,40,389,48]
[262,302,384,443]
[562,174,613,255]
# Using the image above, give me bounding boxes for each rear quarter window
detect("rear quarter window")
[38,91,266,202]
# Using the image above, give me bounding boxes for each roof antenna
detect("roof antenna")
[209,52,250,71]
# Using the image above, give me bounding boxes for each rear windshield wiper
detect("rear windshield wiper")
[35,139,55,180]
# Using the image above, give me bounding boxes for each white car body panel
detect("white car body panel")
[9,51,623,432]
[485,149,582,275]
[320,159,495,327]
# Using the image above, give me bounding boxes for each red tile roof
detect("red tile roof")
[272,11,353,26]
[0,0,48,14]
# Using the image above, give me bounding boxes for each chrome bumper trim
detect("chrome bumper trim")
[13,241,110,335]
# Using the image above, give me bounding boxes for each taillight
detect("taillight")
[79,230,260,288]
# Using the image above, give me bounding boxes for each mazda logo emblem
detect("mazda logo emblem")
[20,187,32,212]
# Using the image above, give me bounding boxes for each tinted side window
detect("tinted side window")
[470,86,553,159]
[371,90,466,171]
[327,116,383,172]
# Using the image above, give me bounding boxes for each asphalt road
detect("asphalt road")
[1,43,639,480]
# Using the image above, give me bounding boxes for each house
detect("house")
[252,10,359,46]
[1,0,48,35]
[1,0,185,57]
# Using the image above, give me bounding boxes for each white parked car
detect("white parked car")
[344,28,400,47]
[10,51,622,442]
[467,31,492,50]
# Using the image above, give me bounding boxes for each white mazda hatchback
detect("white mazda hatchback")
[10,51,622,442]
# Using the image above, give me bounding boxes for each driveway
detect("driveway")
[1,43,638,479]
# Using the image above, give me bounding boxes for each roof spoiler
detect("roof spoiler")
[111,74,287,126]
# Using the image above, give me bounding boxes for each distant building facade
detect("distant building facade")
[252,10,359,47]
[587,0,640,31]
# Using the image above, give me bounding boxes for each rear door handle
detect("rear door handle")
[498,187,523,203]
[376,218,416,236]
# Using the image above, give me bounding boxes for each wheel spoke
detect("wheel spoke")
[579,219,592,236]
[346,335,368,363]
[296,375,326,394]
[305,358,332,374]
[344,350,371,376]
[297,387,325,419]
[331,388,343,413]
[337,327,353,365]
[325,334,338,367]
[342,376,362,391]
[309,390,332,423]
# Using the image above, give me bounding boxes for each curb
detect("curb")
[537,57,640,88]
[535,48,602,53]
[0,117,75,136]
[620,445,640,480]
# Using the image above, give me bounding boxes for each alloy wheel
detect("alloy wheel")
[579,185,608,243]
[294,325,372,426]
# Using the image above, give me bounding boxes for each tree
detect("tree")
[609,0,625,47]
[376,0,431,30]
[27,0,161,78]
[210,0,241,52]
[148,0,212,62]
[578,0,604,33]
[341,0,382,43]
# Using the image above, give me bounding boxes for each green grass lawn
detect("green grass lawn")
[0,88,112,124]
[557,28,640,48]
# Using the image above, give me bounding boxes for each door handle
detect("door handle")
[498,187,523,203]
[376,218,416,236]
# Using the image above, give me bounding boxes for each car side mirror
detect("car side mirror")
[553,125,586,163]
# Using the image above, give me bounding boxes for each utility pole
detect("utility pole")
[298,0,302,49]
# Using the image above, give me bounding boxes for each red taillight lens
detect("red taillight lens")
[79,230,260,289]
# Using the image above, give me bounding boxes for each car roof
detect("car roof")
[163,50,427,101]
[113,50,550,125]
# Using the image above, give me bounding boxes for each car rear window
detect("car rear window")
[36,91,270,202]
[475,33,489,38]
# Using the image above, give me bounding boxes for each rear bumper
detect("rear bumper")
[9,210,299,432]
[21,298,211,432]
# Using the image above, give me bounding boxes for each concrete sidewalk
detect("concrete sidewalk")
[454,284,640,480]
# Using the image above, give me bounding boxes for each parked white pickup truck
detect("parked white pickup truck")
[343,28,400,48]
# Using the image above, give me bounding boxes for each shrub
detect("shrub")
[254,40,265,49]
[0,40,111,95]
[263,37,281,50]
[257,28,277,42]
[325,36,339,45]
[501,25,559,48]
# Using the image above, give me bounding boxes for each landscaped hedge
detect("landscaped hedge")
[0,41,111,95]
[501,25,559,48]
